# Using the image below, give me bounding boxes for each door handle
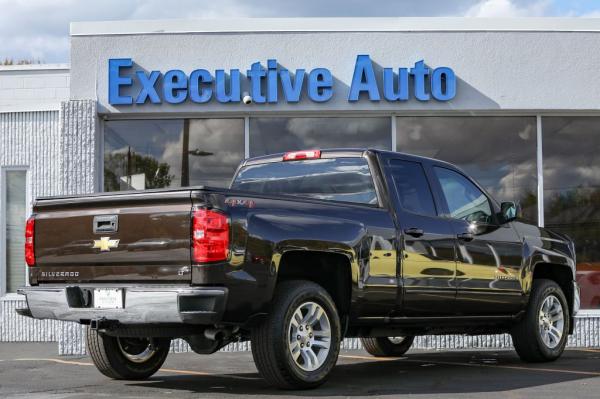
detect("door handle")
[457,232,474,242]
[404,227,424,238]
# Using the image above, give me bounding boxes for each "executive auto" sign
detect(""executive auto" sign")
[108,55,456,105]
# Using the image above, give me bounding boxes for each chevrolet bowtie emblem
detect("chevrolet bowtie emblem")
[92,237,120,252]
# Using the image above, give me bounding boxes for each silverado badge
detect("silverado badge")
[92,237,120,252]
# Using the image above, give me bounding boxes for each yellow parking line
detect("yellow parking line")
[159,367,259,380]
[405,358,600,377]
[340,354,405,362]
[577,348,600,353]
[12,358,259,381]
[15,358,93,366]
[341,354,600,377]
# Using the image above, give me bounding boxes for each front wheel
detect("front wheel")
[251,280,341,389]
[86,327,170,380]
[360,336,415,357]
[511,279,570,362]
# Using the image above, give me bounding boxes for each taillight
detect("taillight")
[283,150,321,161]
[192,209,229,263]
[25,216,35,266]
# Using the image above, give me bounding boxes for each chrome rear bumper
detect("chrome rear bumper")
[17,285,227,325]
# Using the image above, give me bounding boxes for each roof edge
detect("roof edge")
[71,17,600,36]
[0,64,70,72]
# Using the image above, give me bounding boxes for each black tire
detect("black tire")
[86,327,171,380]
[251,280,341,389]
[511,279,570,363]
[360,336,415,357]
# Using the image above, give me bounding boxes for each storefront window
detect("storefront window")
[543,117,600,310]
[104,119,244,191]
[249,117,391,157]
[396,116,538,223]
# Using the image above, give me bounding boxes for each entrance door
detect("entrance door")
[380,156,457,316]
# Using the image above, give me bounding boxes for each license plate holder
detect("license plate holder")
[93,288,123,309]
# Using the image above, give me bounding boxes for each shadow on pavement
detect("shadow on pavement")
[131,350,600,396]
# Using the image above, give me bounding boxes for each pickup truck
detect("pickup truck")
[18,148,580,389]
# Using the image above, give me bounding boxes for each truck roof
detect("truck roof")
[242,148,459,170]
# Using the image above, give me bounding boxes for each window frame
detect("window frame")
[231,154,383,208]
[428,164,501,226]
[0,166,31,298]
[385,158,439,218]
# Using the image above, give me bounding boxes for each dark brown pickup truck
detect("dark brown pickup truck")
[18,149,579,389]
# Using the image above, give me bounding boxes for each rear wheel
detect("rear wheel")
[511,279,570,362]
[86,327,170,380]
[360,336,415,357]
[251,280,341,389]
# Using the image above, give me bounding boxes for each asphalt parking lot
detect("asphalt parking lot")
[0,343,599,398]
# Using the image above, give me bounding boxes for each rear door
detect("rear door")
[380,155,457,316]
[429,166,524,315]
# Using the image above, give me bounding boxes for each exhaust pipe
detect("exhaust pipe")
[204,328,224,341]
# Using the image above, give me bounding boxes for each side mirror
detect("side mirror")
[500,201,519,223]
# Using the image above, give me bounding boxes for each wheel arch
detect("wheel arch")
[276,249,354,321]
[531,262,576,333]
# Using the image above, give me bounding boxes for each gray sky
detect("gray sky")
[1,0,600,63]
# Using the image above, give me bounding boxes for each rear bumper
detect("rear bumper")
[17,285,227,325]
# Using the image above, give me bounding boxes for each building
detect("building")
[1,18,599,353]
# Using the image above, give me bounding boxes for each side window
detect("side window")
[433,167,493,224]
[388,160,437,217]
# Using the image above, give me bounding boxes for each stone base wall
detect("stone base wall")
[57,312,600,356]
[3,296,598,355]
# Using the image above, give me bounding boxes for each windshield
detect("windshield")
[231,157,378,205]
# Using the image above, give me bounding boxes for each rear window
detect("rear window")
[231,157,378,205]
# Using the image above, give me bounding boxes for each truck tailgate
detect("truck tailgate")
[32,189,193,283]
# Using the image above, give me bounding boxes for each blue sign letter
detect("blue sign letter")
[135,70,161,104]
[267,59,278,103]
[410,60,430,101]
[163,70,188,104]
[280,69,305,103]
[108,58,133,105]
[383,68,408,101]
[247,62,266,104]
[431,67,456,101]
[215,69,241,103]
[189,69,212,103]
[349,55,380,102]
[308,68,333,102]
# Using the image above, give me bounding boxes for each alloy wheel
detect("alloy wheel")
[288,301,332,371]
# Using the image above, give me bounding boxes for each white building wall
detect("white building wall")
[0,100,98,344]
[0,65,97,344]
[0,65,70,112]
[70,18,600,115]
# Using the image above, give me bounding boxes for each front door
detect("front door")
[430,166,524,315]
[381,156,457,316]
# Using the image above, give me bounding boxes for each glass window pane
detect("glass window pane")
[542,117,600,310]
[249,117,391,157]
[434,167,493,223]
[5,170,27,293]
[388,160,436,217]
[232,157,378,205]
[104,119,244,191]
[396,116,537,223]
[187,119,245,187]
